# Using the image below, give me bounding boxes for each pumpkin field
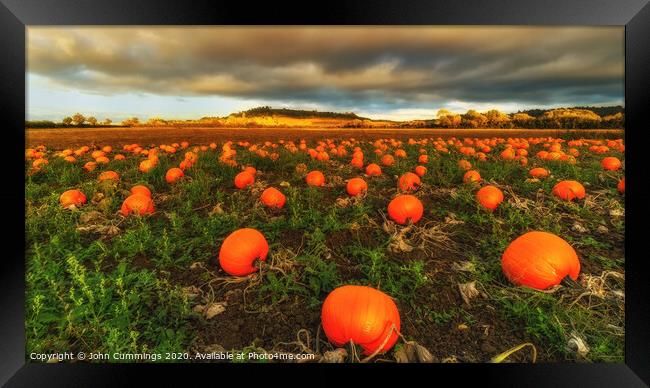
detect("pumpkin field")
[25,129,625,363]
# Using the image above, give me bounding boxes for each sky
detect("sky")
[27,26,624,122]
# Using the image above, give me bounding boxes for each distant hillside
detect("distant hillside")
[519,105,624,118]
[224,106,368,120]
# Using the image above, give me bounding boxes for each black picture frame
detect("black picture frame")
[2,0,649,386]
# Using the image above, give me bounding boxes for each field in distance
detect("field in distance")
[26,127,625,148]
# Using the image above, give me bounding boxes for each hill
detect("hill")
[518,105,624,118]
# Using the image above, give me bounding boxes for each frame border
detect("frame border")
[2,0,649,385]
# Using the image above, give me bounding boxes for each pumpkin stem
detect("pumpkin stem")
[360,323,398,363]
[489,342,537,363]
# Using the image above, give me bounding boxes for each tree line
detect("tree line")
[25,106,625,129]
[432,108,624,129]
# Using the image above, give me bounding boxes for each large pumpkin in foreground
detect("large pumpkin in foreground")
[59,189,87,208]
[552,180,585,201]
[502,231,580,290]
[120,194,155,216]
[321,285,401,356]
[387,194,424,225]
[218,228,269,276]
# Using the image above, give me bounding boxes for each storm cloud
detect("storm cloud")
[27,26,624,118]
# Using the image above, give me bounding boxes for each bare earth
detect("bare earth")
[26,127,624,148]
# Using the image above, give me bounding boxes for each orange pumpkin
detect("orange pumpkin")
[306,171,326,187]
[95,156,110,164]
[418,154,429,164]
[346,178,368,196]
[98,170,119,182]
[476,185,504,211]
[130,185,152,198]
[218,228,269,276]
[120,194,155,216]
[387,195,424,225]
[365,163,382,176]
[601,157,622,171]
[321,285,401,356]
[381,154,395,166]
[617,178,625,194]
[139,159,156,173]
[458,159,472,171]
[83,161,97,172]
[529,167,549,179]
[552,180,586,201]
[244,166,257,176]
[166,168,185,184]
[463,170,481,184]
[351,157,364,169]
[414,165,427,177]
[397,172,421,192]
[234,171,255,189]
[59,189,87,208]
[502,231,580,290]
[260,187,286,209]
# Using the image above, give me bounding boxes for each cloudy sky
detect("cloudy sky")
[27,26,624,122]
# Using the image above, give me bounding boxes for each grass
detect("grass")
[25,135,625,363]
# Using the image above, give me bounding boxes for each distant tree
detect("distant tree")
[71,113,86,126]
[121,117,140,126]
[86,116,97,126]
[461,110,488,128]
[103,118,112,126]
[541,109,601,129]
[438,113,462,128]
[512,113,535,127]
[436,109,453,119]
[62,116,73,125]
[484,109,511,128]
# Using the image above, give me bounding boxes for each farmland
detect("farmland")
[25,128,625,363]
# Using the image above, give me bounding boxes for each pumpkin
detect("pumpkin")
[59,189,87,208]
[500,148,516,160]
[476,185,504,211]
[234,171,255,189]
[139,159,156,173]
[381,154,395,166]
[83,161,97,172]
[351,157,364,169]
[418,154,429,164]
[218,228,269,276]
[346,178,368,196]
[529,167,549,179]
[306,171,326,187]
[601,157,622,171]
[244,166,257,176]
[502,231,580,290]
[120,194,155,216]
[166,167,185,184]
[397,172,421,192]
[321,285,401,356]
[617,178,625,194]
[387,195,424,225]
[552,180,586,201]
[463,170,481,184]
[95,156,110,164]
[414,165,427,177]
[365,163,382,176]
[130,185,152,198]
[114,154,125,160]
[98,171,119,182]
[458,159,472,171]
[260,187,286,209]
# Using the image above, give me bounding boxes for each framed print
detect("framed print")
[2,0,649,386]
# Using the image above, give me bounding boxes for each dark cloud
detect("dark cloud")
[27,26,624,110]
